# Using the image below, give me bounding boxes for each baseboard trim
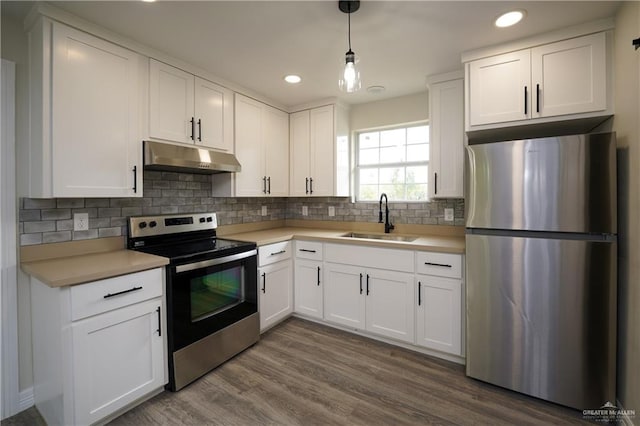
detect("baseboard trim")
[18,388,34,412]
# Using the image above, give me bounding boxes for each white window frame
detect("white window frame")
[354,122,429,202]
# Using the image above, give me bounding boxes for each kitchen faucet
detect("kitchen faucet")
[378,193,394,233]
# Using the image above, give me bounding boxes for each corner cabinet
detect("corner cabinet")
[149,59,233,152]
[465,31,612,131]
[290,105,335,196]
[427,73,464,199]
[29,268,166,426]
[258,241,293,331]
[235,94,289,197]
[27,18,144,198]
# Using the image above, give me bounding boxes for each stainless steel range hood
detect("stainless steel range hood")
[143,140,241,174]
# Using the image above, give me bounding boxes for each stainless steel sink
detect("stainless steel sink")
[340,232,418,242]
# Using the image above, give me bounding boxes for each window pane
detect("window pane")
[407,144,429,162]
[379,184,404,200]
[359,184,379,201]
[359,132,379,149]
[406,166,428,184]
[380,128,405,147]
[379,146,405,163]
[379,167,404,184]
[407,125,429,144]
[359,168,378,184]
[359,148,379,165]
[406,184,428,201]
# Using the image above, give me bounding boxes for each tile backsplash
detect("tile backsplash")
[18,171,464,246]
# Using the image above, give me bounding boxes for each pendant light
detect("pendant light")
[338,0,361,93]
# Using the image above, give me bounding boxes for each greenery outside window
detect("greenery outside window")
[356,124,429,201]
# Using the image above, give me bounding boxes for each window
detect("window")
[356,124,429,201]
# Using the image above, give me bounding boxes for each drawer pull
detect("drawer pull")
[270,250,286,256]
[103,286,143,299]
[424,262,452,268]
[299,249,317,253]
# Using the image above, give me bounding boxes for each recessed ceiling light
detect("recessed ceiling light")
[495,10,526,28]
[284,75,302,84]
[367,85,386,94]
[142,0,156,3]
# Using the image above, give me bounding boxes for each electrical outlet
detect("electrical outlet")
[444,208,454,222]
[328,206,335,217]
[261,206,267,216]
[74,213,89,231]
[302,206,308,216]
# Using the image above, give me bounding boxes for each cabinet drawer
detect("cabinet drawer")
[416,252,462,279]
[70,268,163,321]
[295,241,323,260]
[259,241,292,266]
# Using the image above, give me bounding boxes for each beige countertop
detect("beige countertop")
[21,237,169,288]
[225,226,465,254]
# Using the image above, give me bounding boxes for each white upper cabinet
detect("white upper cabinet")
[28,18,143,198]
[290,105,335,196]
[428,75,464,199]
[466,31,611,130]
[235,94,289,196]
[468,50,531,126]
[530,33,607,118]
[149,59,233,152]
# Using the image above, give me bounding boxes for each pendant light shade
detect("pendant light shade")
[338,0,361,93]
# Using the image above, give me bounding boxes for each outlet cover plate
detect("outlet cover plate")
[328,206,335,217]
[74,213,89,231]
[302,206,308,216]
[261,206,267,216]
[444,208,454,222]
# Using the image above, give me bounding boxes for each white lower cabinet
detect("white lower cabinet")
[72,299,165,425]
[324,262,415,344]
[294,259,323,319]
[416,275,463,356]
[258,241,293,332]
[29,268,166,426]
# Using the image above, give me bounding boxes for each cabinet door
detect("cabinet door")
[294,259,323,319]
[259,261,293,331]
[195,77,234,152]
[416,275,462,355]
[429,79,464,199]
[72,298,165,425]
[264,105,290,196]
[234,94,265,196]
[531,32,607,118]
[52,23,141,197]
[468,50,531,126]
[309,105,335,196]
[289,110,311,196]
[149,59,195,143]
[323,263,365,329]
[365,268,415,343]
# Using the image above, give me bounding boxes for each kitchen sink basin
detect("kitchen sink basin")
[340,232,418,242]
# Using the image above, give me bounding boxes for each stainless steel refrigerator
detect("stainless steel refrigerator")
[465,133,617,410]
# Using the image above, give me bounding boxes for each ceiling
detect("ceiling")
[2,1,620,108]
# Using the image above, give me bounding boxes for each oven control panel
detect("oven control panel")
[129,213,218,238]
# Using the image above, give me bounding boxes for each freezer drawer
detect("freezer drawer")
[465,133,616,234]
[465,234,616,410]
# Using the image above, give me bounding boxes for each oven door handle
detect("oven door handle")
[175,249,257,273]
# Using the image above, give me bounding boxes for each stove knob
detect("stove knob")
[206,216,213,222]
[138,222,147,229]
[199,217,206,223]
[149,221,157,228]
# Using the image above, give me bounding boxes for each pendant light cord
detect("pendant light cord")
[347,4,352,51]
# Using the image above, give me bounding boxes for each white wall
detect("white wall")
[613,1,640,419]
[350,91,429,131]
[1,13,33,393]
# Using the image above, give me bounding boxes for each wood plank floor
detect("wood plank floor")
[3,317,591,425]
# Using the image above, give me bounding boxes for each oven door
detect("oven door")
[169,249,258,351]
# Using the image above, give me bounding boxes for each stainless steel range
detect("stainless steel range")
[128,213,259,391]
